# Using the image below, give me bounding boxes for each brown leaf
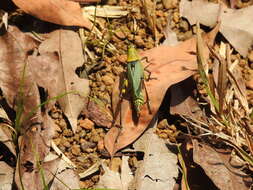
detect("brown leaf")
[0,25,39,132]
[104,24,219,156]
[169,77,203,121]
[12,0,92,29]
[82,98,113,128]
[29,29,90,132]
[192,139,252,190]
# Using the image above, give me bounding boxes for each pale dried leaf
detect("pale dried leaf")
[133,128,178,190]
[96,162,122,189]
[180,0,253,57]
[37,30,90,132]
[83,5,130,18]
[12,0,92,29]
[0,161,14,190]
[192,139,252,190]
[96,156,133,190]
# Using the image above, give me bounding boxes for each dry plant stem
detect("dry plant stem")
[196,22,219,112]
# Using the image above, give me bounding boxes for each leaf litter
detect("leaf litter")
[1,0,253,189]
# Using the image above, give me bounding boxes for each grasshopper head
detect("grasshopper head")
[127,44,140,62]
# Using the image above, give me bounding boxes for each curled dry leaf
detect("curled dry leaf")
[104,24,220,156]
[29,29,90,132]
[12,0,92,29]
[192,139,252,190]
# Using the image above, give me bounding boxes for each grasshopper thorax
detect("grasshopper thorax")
[127,44,140,62]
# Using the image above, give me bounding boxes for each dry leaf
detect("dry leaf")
[12,0,92,29]
[133,128,178,190]
[104,24,219,156]
[0,161,14,190]
[169,77,203,121]
[180,0,253,57]
[0,26,39,131]
[82,98,113,128]
[0,107,16,156]
[96,156,133,190]
[31,29,90,132]
[0,26,66,190]
[192,139,252,190]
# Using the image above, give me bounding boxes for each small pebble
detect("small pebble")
[79,130,87,138]
[102,75,114,86]
[90,130,101,143]
[63,129,73,137]
[162,0,178,9]
[81,141,96,152]
[58,119,67,130]
[97,139,105,151]
[135,35,145,47]
[76,156,87,162]
[173,11,180,23]
[61,138,71,148]
[79,118,94,130]
[71,144,81,156]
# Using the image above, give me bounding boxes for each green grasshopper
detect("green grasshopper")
[122,44,151,116]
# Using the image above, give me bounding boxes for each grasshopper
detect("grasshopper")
[122,44,151,116]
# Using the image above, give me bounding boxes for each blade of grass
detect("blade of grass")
[177,144,190,190]
[196,22,219,112]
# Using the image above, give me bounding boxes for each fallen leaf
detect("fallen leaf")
[0,25,40,132]
[192,139,252,190]
[82,98,113,128]
[104,24,219,156]
[0,107,16,156]
[0,26,63,190]
[96,156,133,190]
[29,29,90,132]
[12,0,92,29]
[133,127,178,190]
[0,161,14,190]
[15,153,80,190]
[180,0,253,57]
[169,77,203,121]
